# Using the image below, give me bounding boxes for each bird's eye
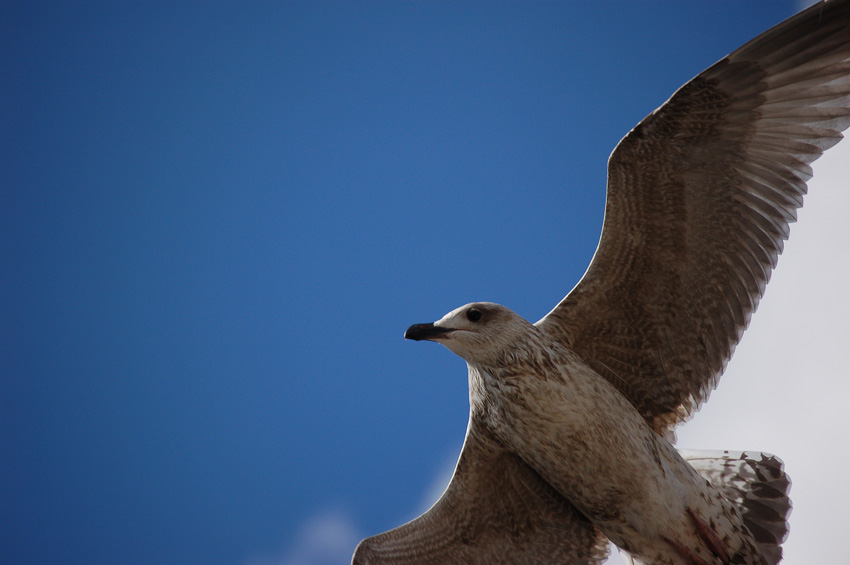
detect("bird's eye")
[466,308,482,322]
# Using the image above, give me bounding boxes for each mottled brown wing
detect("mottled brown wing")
[352,416,609,565]
[536,0,850,433]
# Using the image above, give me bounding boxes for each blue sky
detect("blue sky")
[3,1,848,563]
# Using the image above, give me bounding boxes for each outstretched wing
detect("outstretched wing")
[352,416,609,564]
[536,0,850,433]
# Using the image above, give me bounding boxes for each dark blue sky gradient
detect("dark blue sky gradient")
[2,2,801,563]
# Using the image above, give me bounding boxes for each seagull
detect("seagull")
[353,1,850,563]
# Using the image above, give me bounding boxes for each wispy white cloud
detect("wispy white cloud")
[246,511,361,565]
[415,443,463,517]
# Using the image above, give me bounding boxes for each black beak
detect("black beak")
[404,323,455,341]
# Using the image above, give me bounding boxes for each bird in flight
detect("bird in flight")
[353,1,850,563]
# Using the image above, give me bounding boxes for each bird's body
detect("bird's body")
[354,1,850,563]
[462,304,756,564]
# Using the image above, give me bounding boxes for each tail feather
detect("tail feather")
[681,450,792,564]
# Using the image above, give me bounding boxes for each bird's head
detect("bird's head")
[404,302,539,368]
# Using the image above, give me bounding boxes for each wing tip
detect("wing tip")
[351,538,377,565]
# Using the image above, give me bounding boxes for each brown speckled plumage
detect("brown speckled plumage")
[353,417,610,565]
[354,1,850,563]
